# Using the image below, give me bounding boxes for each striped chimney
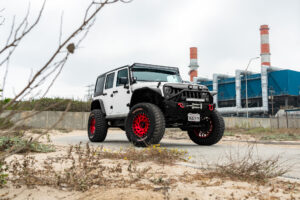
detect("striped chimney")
[260,25,271,66]
[188,47,199,82]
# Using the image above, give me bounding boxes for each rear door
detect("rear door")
[103,72,116,116]
[94,75,106,110]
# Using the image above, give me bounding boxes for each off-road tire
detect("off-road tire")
[88,109,108,142]
[187,110,224,145]
[125,103,165,147]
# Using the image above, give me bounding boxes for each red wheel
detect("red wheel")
[132,113,150,137]
[90,118,96,135]
[193,117,213,138]
[187,110,224,145]
[87,109,107,142]
[125,103,165,147]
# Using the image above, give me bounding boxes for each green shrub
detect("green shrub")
[0,162,8,188]
[0,98,91,112]
[0,118,14,129]
[0,136,55,153]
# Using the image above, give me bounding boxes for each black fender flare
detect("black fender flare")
[91,99,106,115]
[130,87,163,107]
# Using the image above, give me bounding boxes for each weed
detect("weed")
[0,136,55,153]
[224,131,235,136]
[30,129,44,134]
[210,146,289,183]
[0,161,8,188]
[7,143,188,191]
[98,144,188,165]
[0,118,14,130]
[225,128,300,141]
[260,133,300,141]
[57,128,72,133]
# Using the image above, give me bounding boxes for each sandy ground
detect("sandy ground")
[1,129,300,200]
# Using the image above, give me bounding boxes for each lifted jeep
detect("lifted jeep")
[88,63,224,147]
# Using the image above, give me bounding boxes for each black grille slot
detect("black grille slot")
[183,91,202,99]
[167,87,207,101]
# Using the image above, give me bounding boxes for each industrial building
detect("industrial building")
[189,25,300,116]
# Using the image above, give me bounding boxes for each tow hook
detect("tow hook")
[209,104,214,111]
[178,103,184,108]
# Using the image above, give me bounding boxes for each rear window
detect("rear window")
[105,72,115,89]
[94,76,105,96]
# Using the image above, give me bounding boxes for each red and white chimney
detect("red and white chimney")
[188,47,199,82]
[260,25,271,66]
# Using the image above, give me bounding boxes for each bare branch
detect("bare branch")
[59,11,64,46]
[0,0,114,111]
[0,8,5,26]
[0,101,72,160]
[0,0,134,160]
[0,1,45,55]
[1,58,10,99]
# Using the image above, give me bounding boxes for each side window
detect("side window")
[94,76,105,96]
[105,72,115,89]
[116,68,128,86]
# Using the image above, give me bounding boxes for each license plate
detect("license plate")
[188,113,200,122]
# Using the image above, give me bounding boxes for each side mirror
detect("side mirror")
[132,77,137,84]
[119,77,128,85]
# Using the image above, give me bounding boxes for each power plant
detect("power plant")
[190,25,300,116]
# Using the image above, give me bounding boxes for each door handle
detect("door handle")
[113,90,118,94]
[102,93,107,96]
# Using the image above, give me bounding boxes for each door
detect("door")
[111,67,131,116]
[103,72,116,116]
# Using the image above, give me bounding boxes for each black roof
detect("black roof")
[132,63,179,72]
[97,63,179,78]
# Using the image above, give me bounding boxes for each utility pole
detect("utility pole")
[85,84,94,101]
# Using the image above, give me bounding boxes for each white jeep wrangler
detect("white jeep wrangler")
[88,63,224,147]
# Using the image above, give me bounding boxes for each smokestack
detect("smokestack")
[188,47,199,82]
[260,25,271,66]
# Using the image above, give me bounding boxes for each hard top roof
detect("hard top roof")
[97,63,179,78]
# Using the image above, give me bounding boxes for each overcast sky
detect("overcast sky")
[1,0,300,100]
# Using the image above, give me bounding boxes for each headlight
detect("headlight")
[164,86,172,94]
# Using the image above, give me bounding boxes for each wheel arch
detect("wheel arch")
[91,99,106,114]
[130,88,164,111]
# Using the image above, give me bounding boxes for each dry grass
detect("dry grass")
[208,146,289,183]
[2,142,294,200]
[7,143,188,191]
[225,127,300,141]
[98,144,188,165]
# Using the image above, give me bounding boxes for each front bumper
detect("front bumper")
[163,99,215,127]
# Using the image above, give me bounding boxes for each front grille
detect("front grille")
[182,91,205,99]
[168,88,182,95]
[168,89,208,101]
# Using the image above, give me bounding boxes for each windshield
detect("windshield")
[132,67,182,83]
